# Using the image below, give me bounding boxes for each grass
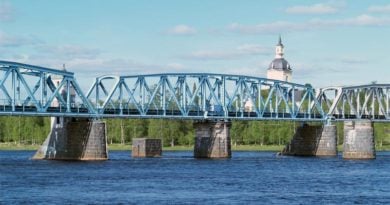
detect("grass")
[0,143,284,152]
[232,145,284,151]
[0,143,40,151]
[107,143,132,151]
[1,143,389,152]
[373,145,390,151]
[107,144,285,151]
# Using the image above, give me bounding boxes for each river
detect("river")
[1,151,390,204]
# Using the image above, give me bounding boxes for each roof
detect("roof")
[268,58,292,71]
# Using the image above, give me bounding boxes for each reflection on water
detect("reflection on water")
[1,151,390,204]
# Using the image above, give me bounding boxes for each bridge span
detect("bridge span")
[0,60,389,121]
[0,60,388,161]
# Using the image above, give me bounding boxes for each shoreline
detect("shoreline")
[0,143,285,151]
[1,143,390,152]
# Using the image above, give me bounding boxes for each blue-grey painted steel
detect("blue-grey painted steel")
[0,61,389,121]
[0,60,95,116]
[316,84,390,121]
[86,73,326,120]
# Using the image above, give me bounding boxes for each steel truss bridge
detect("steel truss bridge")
[0,61,389,121]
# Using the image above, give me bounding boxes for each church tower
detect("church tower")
[266,36,292,82]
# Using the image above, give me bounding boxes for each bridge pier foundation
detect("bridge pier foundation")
[343,121,375,159]
[281,123,337,156]
[132,138,162,157]
[194,120,231,158]
[33,117,108,160]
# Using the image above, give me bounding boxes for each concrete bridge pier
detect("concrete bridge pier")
[343,121,375,159]
[132,138,162,157]
[194,120,231,158]
[281,123,337,156]
[33,117,108,160]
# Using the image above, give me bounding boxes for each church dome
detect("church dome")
[268,58,292,71]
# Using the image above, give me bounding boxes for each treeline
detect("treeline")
[105,119,301,147]
[0,116,389,148]
[0,116,51,144]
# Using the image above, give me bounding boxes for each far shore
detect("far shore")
[1,143,389,152]
[0,143,284,151]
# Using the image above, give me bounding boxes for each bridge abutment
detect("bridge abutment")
[33,117,108,160]
[281,123,337,156]
[194,120,231,158]
[343,121,375,159]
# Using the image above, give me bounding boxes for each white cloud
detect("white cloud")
[236,44,270,55]
[336,14,390,26]
[0,31,42,47]
[0,31,17,46]
[1,40,166,77]
[368,4,390,13]
[9,54,186,76]
[35,45,101,60]
[218,66,264,76]
[167,25,197,35]
[228,15,390,34]
[289,62,343,85]
[338,57,369,65]
[166,63,185,71]
[286,4,339,14]
[228,21,306,34]
[184,44,271,60]
[186,50,237,60]
[0,1,13,22]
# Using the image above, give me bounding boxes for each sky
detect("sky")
[0,0,389,90]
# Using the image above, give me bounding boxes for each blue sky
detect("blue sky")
[0,0,389,89]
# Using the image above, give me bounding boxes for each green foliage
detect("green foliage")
[0,116,50,144]
[106,118,148,144]
[230,120,297,146]
[374,123,390,147]
[148,119,193,147]
[0,116,389,150]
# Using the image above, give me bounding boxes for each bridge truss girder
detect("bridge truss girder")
[86,73,326,120]
[0,61,388,121]
[0,61,94,116]
[316,84,390,121]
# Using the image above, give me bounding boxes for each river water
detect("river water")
[1,151,390,204]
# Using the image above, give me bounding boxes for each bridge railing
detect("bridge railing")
[315,84,390,121]
[0,60,95,117]
[86,73,326,120]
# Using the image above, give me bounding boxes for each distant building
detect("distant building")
[266,36,292,82]
[244,36,294,112]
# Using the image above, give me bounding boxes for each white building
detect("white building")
[244,36,293,112]
[266,36,292,82]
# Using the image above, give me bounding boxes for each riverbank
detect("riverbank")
[0,143,285,151]
[1,143,390,151]
[109,144,286,151]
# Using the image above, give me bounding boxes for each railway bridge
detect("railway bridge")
[0,61,388,160]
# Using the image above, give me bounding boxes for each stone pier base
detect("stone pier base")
[194,121,231,158]
[132,138,162,157]
[281,123,337,156]
[343,121,375,159]
[33,118,108,160]
[316,125,338,156]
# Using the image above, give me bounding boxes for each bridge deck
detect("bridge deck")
[1,105,387,122]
